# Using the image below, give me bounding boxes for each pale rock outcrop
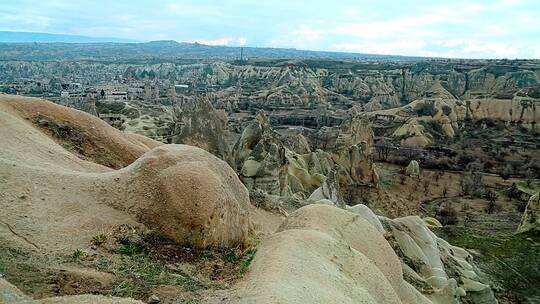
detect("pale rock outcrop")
[406,160,421,177]
[233,112,378,203]
[341,204,495,304]
[393,118,432,146]
[347,204,386,233]
[365,96,539,145]
[381,216,497,304]
[234,204,404,304]
[333,115,379,187]
[1,97,251,251]
[233,112,285,195]
[307,168,344,206]
[517,192,540,234]
[169,96,230,160]
[234,204,495,304]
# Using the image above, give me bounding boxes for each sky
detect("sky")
[1,0,539,59]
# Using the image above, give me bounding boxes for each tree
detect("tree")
[501,164,513,180]
[442,185,448,198]
[525,168,534,187]
[462,168,485,198]
[436,203,458,225]
[484,190,499,214]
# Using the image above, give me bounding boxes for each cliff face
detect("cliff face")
[2,60,538,113]
[363,95,539,146]
[131,61,539,110]
[231,112,378,204]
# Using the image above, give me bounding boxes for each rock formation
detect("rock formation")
[168,96,230,161]
[517,192,540,234]
[232,111,378,204]
[349,204,497,304]
[232,204,495,304]
[364,96,539,146]
[232,112,285,195]
[0,96,251,251]
[406,160,420,176]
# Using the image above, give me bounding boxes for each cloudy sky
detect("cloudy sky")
[1,0,539,58]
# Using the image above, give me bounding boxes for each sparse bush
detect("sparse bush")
[442,185,448,198]
[92,233,108,246]
[462,172,485,198]
[118,243,145,256]
[436,203,459,226]
[239,247,257,274]
[71,249,83,260]
[506,183,519,199]
[415,102,437,117]
[515,200,528,213]
[442,105,452,116]
[525,168,534,187]
[484,190,500,214]
[399,174,406,185]
[457,153,475,168]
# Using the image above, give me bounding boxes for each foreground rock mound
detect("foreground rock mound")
[0,96,251,252]
[107,145,251,248]
[234,205,406,304]
[1,94,160,169]
[232,204,496,304]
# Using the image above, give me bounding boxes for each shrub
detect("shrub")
[118,243,145,256]
[415,102,437,117]
[92,233,108,246]
[436,203,459,226]
[462,172,485,198]
[484,190,499,214]
[72,249,83,260]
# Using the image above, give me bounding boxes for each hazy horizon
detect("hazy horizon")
[1,0,539,59]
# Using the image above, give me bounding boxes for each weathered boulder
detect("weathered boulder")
[406,160,421,177]
[1,97,252,252]
[517,192,540,234]
[106,144,252,249]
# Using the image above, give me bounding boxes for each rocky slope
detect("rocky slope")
[363,95,539,146]
[0,95,251,252]
[232,111,378,204]
[0,94,496,303]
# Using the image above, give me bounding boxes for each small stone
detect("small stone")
[147,294,160,304]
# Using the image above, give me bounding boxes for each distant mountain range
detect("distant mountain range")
[0,31,139,43]
[0,31,436,61]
